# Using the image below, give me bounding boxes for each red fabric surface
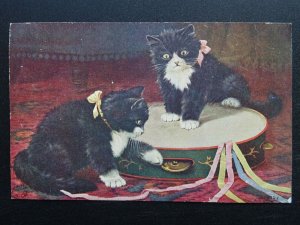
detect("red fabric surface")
[10,55,292,202]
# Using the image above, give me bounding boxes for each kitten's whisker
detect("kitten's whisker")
[151,64,165,72]
[151,66,163,71]
[153,65,164,68]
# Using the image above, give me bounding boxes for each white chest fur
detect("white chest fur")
[164,53,195,91]
[165,67,194,91]
[110,131,129,158]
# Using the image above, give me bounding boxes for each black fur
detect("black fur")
[146,24,282,121]
[14,86,155,195]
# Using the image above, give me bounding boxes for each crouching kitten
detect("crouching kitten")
[14,86,163,195]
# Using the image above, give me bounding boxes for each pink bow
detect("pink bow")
[197,40,211,67]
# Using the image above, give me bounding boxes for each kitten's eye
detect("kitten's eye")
[180,50,189,56]
[136,120,142,125]
[162,54,170,60]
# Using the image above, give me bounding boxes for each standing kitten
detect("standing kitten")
[14,86,163,195]
[146,24,282,130]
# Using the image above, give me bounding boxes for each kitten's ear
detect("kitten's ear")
[131,98,145,110]
[178,24,195,36]
[146,35,161,46]
[127,86,144,98]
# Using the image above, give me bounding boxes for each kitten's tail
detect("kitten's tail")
[13,150,97,196]
[246,92,282,118]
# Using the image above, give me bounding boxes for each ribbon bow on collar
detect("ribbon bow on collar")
[87,90,103,119]
[197,40,211,67]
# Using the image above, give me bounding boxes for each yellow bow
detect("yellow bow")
[87,90,103,119]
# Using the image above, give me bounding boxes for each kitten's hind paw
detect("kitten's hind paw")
[161,113,180,122]
[180,120,199,130]
[100,170,126,188]
[142,149,163,165]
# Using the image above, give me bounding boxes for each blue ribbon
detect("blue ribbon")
[232,152,290,203]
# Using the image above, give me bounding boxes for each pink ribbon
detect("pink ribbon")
[197,40,211,67]
[209,141,234,202]
[61,143,225,201]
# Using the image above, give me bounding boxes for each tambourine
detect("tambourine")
[118,103,272,180]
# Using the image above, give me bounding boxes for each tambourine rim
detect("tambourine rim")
[120,159,266,181]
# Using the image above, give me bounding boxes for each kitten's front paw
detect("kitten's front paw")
[142,149,163,165]
[100,169,126,188]
[161,113,180,122]
[221,98,241,108]
[180,120,199,130]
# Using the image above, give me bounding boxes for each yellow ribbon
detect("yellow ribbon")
[87,90,103,119]
[232,142,291,193]
[217,148,245,203]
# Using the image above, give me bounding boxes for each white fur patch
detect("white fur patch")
[180,120,199,130]
[141,149,163,165]
[161,113,180,122]
[221,98,241,108]
[164,53,194,91]
[133,127,144,137]
[99,169,126,188]
[110,128,144,157]
[110,131,130,158]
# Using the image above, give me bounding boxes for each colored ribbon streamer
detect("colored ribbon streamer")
[61,142,291,202]
[232,143,291,193]
[232,152,289,203]
[61,144,225,201]
[209,142,235,202]
[217,146,245,203]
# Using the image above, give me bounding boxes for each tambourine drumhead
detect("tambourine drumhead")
[136,103,267,149]
[120,103,267,179]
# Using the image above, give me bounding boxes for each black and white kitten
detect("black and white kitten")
[146,24,282,130]
[14,86,163,195]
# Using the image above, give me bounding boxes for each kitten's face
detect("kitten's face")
[147,24,200,74]
[102,86,149,137]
